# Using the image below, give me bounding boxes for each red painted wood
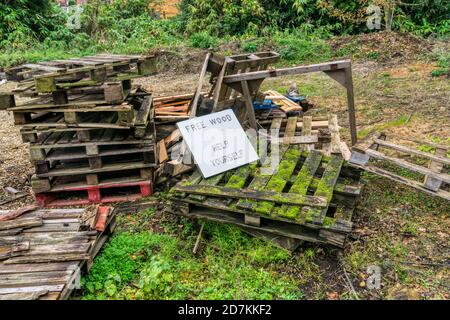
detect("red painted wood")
[34,181,153,207]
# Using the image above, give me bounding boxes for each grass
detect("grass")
[79,209,303,300]
[342,172,449,299]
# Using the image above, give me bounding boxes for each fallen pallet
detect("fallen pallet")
[0,206,116,300]
[349,132,449,200]
[168,147,362,248]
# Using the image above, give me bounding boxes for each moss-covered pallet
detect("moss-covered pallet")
[167,149,362,248]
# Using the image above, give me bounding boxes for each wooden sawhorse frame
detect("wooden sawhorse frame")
[222,59,358,145]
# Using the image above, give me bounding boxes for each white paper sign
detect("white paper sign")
[177,109,259,178]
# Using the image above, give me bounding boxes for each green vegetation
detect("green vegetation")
[81,210,302,300]
[0,0,448,68]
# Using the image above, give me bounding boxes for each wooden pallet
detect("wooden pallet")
[27,124,156,161]
[35,178,153,207]
[31,159,154,190]
[5,80,143,108]
[5,54,157,91]
[32,143,158,174]
[168,148,362,247]
[31,165,153,193]
[349,132,450,200]
[0,206,116,300]
[20,120,156,143]
[9,94,153,130]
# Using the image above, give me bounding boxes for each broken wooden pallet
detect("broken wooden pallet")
[168,148,362,248]
[349,132,450,200]
[0,206,116,300]
[5,54,157,91]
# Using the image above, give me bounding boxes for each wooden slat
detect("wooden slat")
[365,149,450,184]
[0,218,43,231]
[4,253,91,264]
[0,290,48,300]
[277,151,323,220]
[374,139,450,165]
[302,155,344,224]
[252,146,302,214]
[0,262,78,275]
[174,184,327,208]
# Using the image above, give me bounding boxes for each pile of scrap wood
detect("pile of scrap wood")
[0,54,158,206]
[166,115,361,250]
[155,128,194,186]
[0,205,115,300]
[154,93,194,123]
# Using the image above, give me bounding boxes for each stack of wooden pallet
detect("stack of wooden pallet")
[166,115,362,250]
[0,205,116,300]
[0,54,159,206]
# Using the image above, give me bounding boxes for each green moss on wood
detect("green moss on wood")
[253,146,301,215]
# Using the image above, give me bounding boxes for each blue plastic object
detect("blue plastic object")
[253,99,278,110]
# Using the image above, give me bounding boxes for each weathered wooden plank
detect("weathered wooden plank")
[328,114,341,154]
[301,116,314,152]
[424,147,446,191]
[302,155,344,225]
[351,163,450,200]
[4,253,91,264]
[0,241,30,260]
[252,147,302,215]
[365,149,450,184]
[0,274,70,288]
[0,262,78,274]
[373,139,450,165]
[0,284,64,295]
[188,173,225,202]
[0,217,43,231]
[134,96,152,126]
[0,290,48,300]
[20,242,91,256]
[277,151,323,220]
[174,184,327,208]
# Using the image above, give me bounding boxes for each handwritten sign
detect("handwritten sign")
[177,109,259,178]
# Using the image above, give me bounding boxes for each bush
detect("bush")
[189,32,219,49]
[273,27,333,63]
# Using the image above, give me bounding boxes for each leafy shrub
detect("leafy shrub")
[189,31,219,49]
[273,28,333,63]
[243,41,259,52]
